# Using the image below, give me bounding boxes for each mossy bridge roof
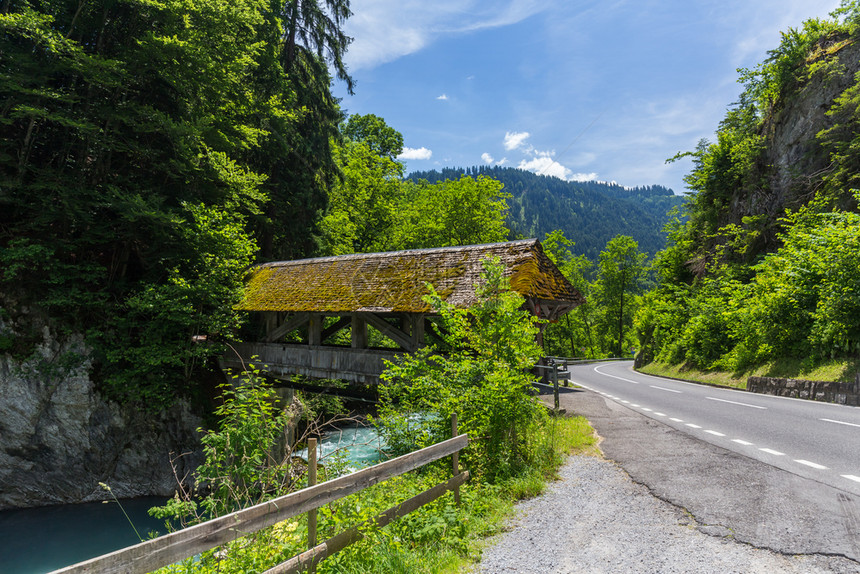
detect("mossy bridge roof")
[236,239,585,314]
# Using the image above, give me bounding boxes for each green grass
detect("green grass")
[638,358,860,390]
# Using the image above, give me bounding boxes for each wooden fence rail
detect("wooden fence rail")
[51,433,468,574]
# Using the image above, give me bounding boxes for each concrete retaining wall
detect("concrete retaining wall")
[747,375,860,406]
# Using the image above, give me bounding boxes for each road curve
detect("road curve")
[546,362,860,565]
[570,360,860,496]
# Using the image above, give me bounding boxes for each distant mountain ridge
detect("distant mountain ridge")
[406,166,687,259]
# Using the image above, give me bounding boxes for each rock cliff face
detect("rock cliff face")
[763,36,860,210]
[737,35,860,226]
[0,314,203,510]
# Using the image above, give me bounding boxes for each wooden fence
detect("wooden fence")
[51,427,468,574]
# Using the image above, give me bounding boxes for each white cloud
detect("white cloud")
[497,157,508,165]
[343,1,549,70]
[437,94,449,101]
[452,0,551,33]
[518,155,571,180]
[515,148,598,182]
[481,152,494,164]
[399,146,433,160]
[504,131,530,151]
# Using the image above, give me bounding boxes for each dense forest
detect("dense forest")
[0,0,514,409]
[635,3,860,374]
[407,166,685,259]
[0,0,357,407]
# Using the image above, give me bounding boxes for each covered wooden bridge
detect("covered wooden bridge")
[223,239,585,384]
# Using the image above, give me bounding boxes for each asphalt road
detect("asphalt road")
[546,360,860,566]
[568,360,860,496]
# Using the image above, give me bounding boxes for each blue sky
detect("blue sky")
[332,0,842,194]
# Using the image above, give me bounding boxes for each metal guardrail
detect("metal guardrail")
[535,357,631,410]
[544,356,631,365]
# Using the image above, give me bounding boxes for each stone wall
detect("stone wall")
[746,375,860,406]
[0,317,203,510]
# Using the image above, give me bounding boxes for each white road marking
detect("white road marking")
[706,397,767,410]
[732,439,754,446]
[843,475,860,484]
[650,385,682,393]
[641,408,652,412]
[670,418,684,423]
[654,412,667,417]
[593,364,640,384]
[795,460,828,470]
[821,418,860,429]
[704,430,725,437]
[621,400,630,404]
[686,423,702,429]
[631,404,640,408]
[759,448,785,456]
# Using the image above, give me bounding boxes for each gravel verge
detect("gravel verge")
[474,454,860,574]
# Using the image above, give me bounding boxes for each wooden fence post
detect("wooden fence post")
[307,438,318,574]
[452,414,460,507]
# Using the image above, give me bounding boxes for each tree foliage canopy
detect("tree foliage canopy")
[319,121,512,255]
[0,0,349,406]
[408,166,684,260]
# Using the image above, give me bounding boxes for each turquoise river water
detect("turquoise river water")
[0,424,384,573]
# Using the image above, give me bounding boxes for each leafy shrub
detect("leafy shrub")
[639,191,860,372]
[377,256,547,482]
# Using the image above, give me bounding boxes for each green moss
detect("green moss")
[0,334,14,352]
[236,242,580,314]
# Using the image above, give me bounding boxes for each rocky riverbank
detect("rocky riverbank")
[0,317,202,509]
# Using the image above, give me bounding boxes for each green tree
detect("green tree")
[342,113,404,160]
[389,175,511,250]
[540,230,597,358]
[319,138,403,255]
[317,114,405,255]
[281,0,354,94]
[743,196,860,360]
[595,236,647,357]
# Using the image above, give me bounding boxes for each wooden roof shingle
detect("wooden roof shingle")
[237,239,585,314]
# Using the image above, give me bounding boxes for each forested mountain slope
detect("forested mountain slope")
[407,167,686,259]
